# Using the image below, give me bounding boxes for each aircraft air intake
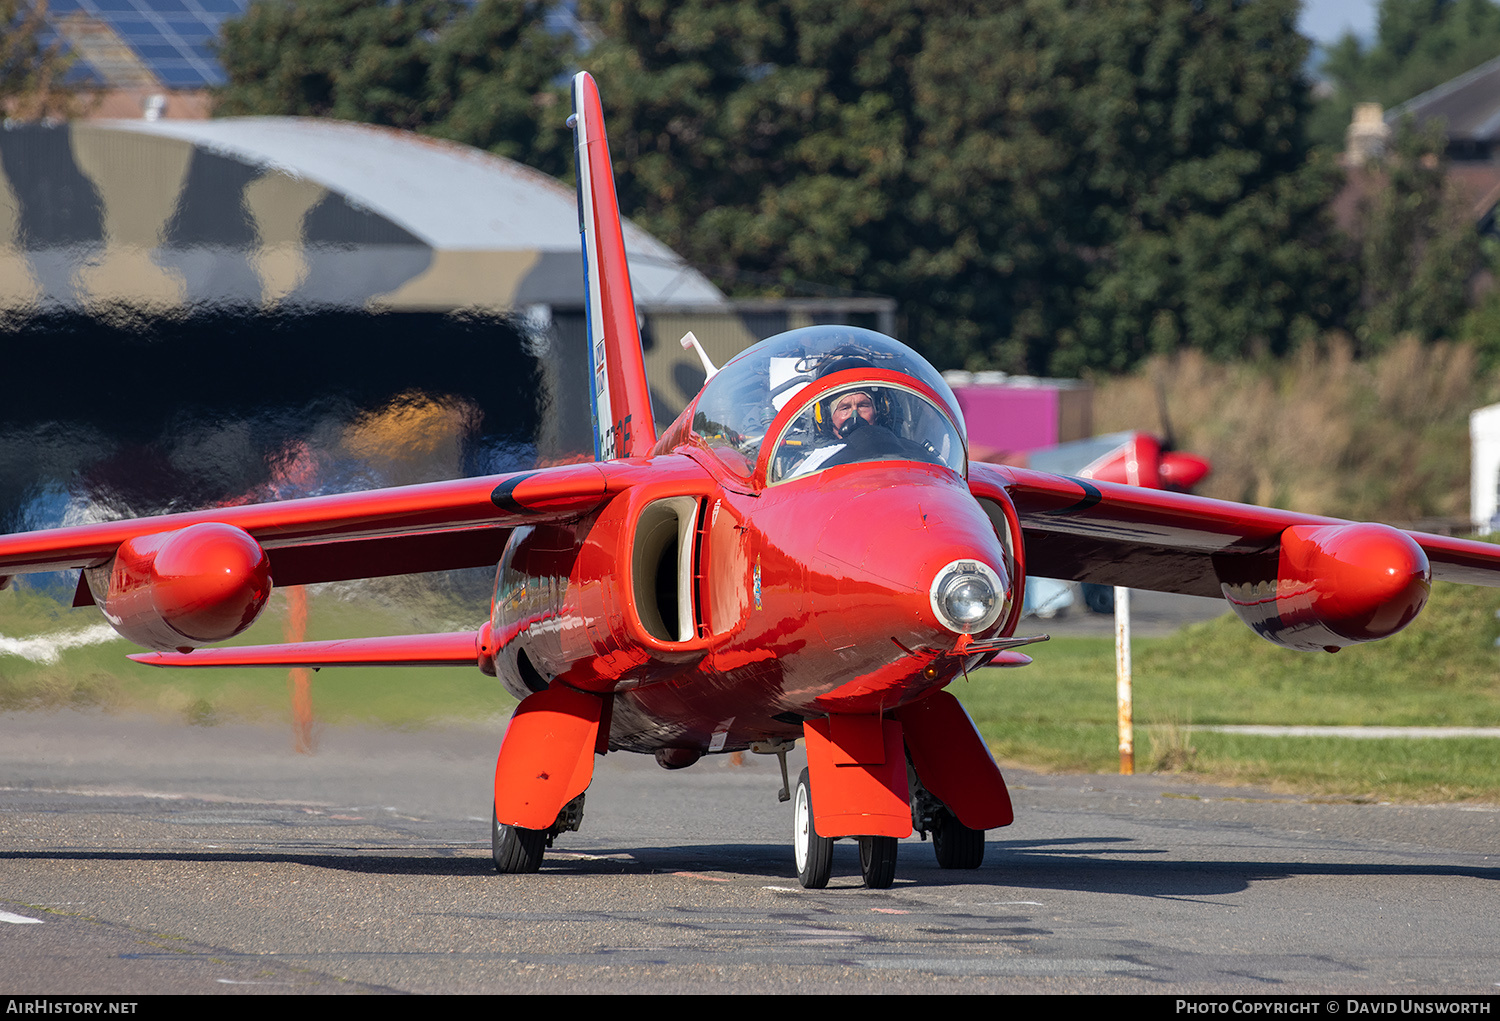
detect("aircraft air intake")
[630,497,702,644]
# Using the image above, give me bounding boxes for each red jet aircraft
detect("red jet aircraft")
[5,73,1500,889]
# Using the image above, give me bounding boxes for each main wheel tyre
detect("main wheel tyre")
[793,768,833,889]
[932,810,985,869]
[858,835,898,889]
[1081,582,1115,614]
[492,808,546,873]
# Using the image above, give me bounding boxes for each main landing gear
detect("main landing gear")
[792,768,898,890]
[493,793,587,874]
[910,765,986,870]
[931,809,985,870]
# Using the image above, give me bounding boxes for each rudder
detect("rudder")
[570,72,657,461]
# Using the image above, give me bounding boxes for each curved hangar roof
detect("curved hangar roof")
[0,117,725,312]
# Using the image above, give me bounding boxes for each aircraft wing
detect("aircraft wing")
[972,462,1500,598]
[0,460,640,591]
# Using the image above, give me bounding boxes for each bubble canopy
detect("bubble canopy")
[689,327,967,484]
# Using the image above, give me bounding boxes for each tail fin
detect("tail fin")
[570,72,657,461]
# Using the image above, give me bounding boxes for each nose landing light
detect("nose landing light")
[930,559,1005,634]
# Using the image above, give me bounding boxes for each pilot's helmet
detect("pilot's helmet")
[815,347,875,379]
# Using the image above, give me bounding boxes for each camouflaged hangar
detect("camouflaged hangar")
[0,117,725,313]
[0,118,742,531]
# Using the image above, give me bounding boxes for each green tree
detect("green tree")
[586,0,1345,373]
[580,0,923,297]
[216,0,455,129]
[899,0,1076,371]
[1015,0,1345,373]
[424,0,573,176]
[215,0,571,175]
[1354,120,1481,348]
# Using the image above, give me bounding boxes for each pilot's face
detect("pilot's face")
[831,392,876,432]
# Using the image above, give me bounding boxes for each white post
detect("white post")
[1115,585,1134,775]
[1470,404,1500,534]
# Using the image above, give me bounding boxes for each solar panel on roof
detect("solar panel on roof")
[46,1,589,93]
[45,0,251,90]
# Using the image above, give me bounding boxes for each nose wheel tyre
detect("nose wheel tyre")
[932,810,985,869]
[793,768,833,889]
[493,807,546,873]
[859,835,897,888]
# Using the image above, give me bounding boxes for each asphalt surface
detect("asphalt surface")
[2,709,1497,994]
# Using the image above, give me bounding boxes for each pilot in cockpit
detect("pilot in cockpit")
[781,385,936,479]
[691,326,967,484]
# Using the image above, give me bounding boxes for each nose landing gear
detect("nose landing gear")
[793,768,833,888]
[792,767,898,889]
[858,835,897,888]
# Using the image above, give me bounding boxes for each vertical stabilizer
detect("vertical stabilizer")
[570,72,657,461]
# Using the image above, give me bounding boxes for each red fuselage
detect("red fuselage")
[490,447,1015,757]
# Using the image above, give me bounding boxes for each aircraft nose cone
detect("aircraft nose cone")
[810,475,1009,645]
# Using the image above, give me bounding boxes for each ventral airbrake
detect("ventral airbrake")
[5,74,1500,889]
